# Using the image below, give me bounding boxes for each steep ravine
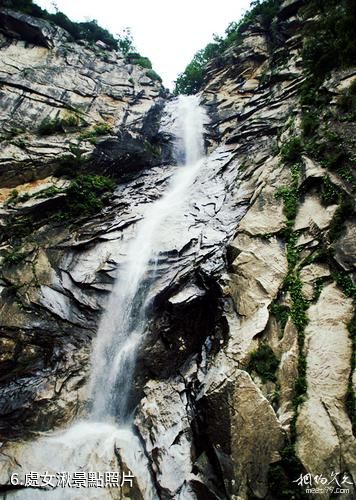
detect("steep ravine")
[0,1,355,499]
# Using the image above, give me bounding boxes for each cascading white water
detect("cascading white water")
[89,94,208,423]
[4,95,209,500]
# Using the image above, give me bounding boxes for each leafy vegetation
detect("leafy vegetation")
[144,139,161,159]
[275,164,300,223]
[304,128,347,171]
[4,189,33,206]
[346,315,356,433]
[33,186,62,199]
[64,175,115,217]
[0,127,25,143]
[78,123,113,143]
[2,175,115,248]
[2,248,27,266]
[37,113,82,136]
[115,28,135,55]
[270,303,289,332]
[124,56,162,81]
[300,111,355,198]
[301,0,356,81]
[1,215,34,245]
[268,151,310,497]
[3,0,126,51]
[301,111,318,137]
[53,151,86,178]
[5,189,20,206]
[20,175,115,219]
[174,50,209,95]
[247,344,279,383]
[299,0,356,112]
[320,175,339,206]
[286,274,309,338]
[125,53,152,69]
[145,69,162,82]
[174,0,281,94]
[294,8,356,437]
[280,138,302,164]
[332,272,356,298]
[3,0,161,70]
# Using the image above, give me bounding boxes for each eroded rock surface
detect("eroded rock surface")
[0,8,166,187]
[0,2,355,500]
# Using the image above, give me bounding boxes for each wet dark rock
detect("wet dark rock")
[0,2,355,498]
[0,9,66,48]
[91,130,160,176]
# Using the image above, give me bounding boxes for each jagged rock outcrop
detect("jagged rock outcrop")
[0,8,167,187]
[296,284,355,481]
[0,1,355,499]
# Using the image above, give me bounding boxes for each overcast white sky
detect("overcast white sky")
[35,0,252,89]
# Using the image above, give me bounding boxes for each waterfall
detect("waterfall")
[89,95,208,423]
[3,95,209,500]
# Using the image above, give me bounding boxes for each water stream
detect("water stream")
[4,95,209,499]
[89,95,208,423]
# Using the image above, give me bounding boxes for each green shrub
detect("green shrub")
[2,0,40,14]
[65,175,115,217]
[34,186,63,199]
[126,51,141,59]
[54,153,85,178]
[38,117,62,136]
[321,175,339,205]
[0,127,25,143]
[116,28,135,55]
[79,123,113,143]
[77,20,117,49]
[333,272,356,298]
[174,0,281,94]
[301,0,356,80]
[174,53,206,95]
[37,113,81,136]
[301,111,318,136]
[303,127,354,188]
[280,137,302,163]
[3,248,27,266]
[284,273,309,334]
[285,230,299,268]
[276,186,299,222]
[3,1,119,50]
[93,123,112,135]
[247,344,279,382]
[270,303,289,332]
[144,139,161,158]
[126,55,152,69]
[276,164,300,223]
[298,0,356,112]
[5,189,19,205]
[145,70,162,82]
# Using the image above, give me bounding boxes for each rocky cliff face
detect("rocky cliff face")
[0,8,167,188]
[0,1,355,499]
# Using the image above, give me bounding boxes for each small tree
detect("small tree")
[116,27,135,55]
